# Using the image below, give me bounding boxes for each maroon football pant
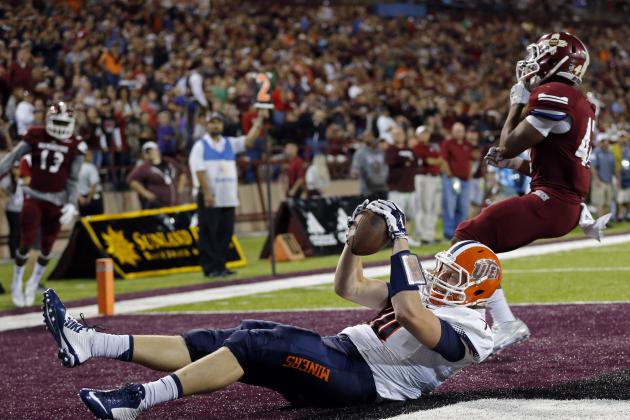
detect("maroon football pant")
[455,190,581,253]
[20,198,62,255]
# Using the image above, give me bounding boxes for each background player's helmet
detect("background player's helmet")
[46,101,75,140]
[516,31,590,86]
[422,241,502,307]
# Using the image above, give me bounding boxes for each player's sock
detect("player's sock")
[487,288,516,324]
[25,261,47,290]
[139,374,183,410]
[91,333,134,361]
[11,264,26,306]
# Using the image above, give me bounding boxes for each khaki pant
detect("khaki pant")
[591,180,613,211]
[413,174,442,242]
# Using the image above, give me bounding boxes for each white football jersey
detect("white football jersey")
[342,299,493,401]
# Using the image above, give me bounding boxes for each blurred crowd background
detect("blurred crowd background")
[0,0,629,246]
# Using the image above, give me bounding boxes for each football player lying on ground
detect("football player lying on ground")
[42,200,500,420]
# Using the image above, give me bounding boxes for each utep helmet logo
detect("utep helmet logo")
[472,259,500,281]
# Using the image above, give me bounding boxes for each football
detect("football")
[347,210,390,256]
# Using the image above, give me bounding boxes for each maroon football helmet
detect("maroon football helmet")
[46,101,75,140]
[516,32,590,86]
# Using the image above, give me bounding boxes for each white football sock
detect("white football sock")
[26,262,47,289]
[140,374,182,410]
[12,264,26,291]
[487,288,516,324]
[91,333,132,360]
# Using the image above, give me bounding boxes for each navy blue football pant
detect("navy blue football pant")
[182,320,377,407]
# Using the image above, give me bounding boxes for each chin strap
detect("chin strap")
[579,203,611,242]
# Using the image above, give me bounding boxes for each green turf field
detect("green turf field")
[1,221,629,311]
[150,241,630,312]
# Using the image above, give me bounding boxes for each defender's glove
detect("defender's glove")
[366,199,407,241]
[59,203,78,225]
[484,147,523,170]
[510,81,530,106]
[346,199,369,230]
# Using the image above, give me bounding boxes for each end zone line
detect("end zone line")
[1,233,629,332]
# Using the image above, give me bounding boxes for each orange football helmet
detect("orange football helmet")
[422,240,502,307]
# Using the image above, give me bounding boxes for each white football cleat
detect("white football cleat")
[492,318,530,354]
[42,288,95,367]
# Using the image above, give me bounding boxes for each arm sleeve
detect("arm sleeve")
[228,136,247,154]
[188,141,206,173]
[0,141,31,178]
[432,319,466,362]
[126,163,145,185]
[525,114,571,137]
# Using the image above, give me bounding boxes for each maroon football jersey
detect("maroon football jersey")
[526,82,596,201]
[23,126,87,193]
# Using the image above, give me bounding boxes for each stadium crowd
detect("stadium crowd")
[0,0,629,233]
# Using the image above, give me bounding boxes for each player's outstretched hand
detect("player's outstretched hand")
[59,203,78,225]
[347,199,369,229]
[510,81,530,106]
[366,199,407,241]
[484,147,522,170]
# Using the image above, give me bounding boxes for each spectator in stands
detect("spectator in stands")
[157,110,178,157]
[127,142,186,209]
[441,122,473,240]
[8,47,33,92]
[77,149,103,216]
[350,132,389,200]
[305,154,330,198]
[377,108,396,145]
[0,161,24,258]
[466,129,485,217]
[15,90,35,137]
[412,126,443,244]
[285,142,306,198]
[385,126,420,246]
[97,99,128,190]
[591,136,616,219]
[189,110,265,278]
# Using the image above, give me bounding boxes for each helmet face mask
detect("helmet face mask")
[421,241,502,307]
[515,32,589,87]
[46,102,75,140]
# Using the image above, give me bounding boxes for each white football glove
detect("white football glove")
[366,199,407,241]
[484,147,523,170]
[510,81,531,106]
[347,199,369,230]
[59,203,78,225]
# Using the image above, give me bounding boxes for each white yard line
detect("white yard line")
[2,233,630,332]
[388,399,630,420]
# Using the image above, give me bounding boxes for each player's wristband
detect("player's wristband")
[388,250,427,298]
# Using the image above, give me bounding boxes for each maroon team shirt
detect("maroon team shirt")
[413,142,441,176]
[126,157,183,207]
[23,126,86,193]
[441,138,472,180]
[526,82,595,203]
[287,156,305,190]
[385,145,417,192]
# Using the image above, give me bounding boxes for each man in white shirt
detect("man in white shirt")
[15,90,35,137]
[77,149,103,216]
[188,111,265,277]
